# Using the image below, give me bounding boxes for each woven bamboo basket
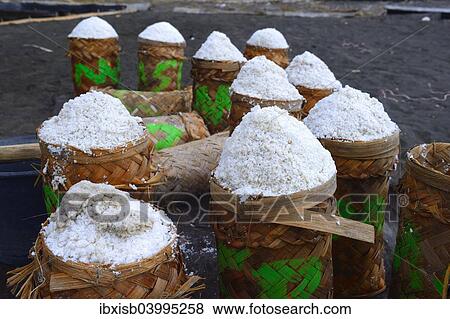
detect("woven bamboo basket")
[7,224,203,298]
[191,58,243,134]
[320,132,400,297]
[391,142,450,298]
[38,129,158,213]
[210,176,337,299]
[143,112,210,151]
[296,86,333,119]
[68,37,120,95]
[138,39,186,92]
[243,44,289,68]
[99,86,192,117]
[228,93,304,133]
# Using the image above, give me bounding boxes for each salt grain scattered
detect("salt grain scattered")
[68,17,118,39]
[247,28,289,49]
[193,31,246,62]
[286,51,341,89]
[214,106,336,198]
[38,91,146,154]
[44,181,176,265]
[304,85,399,142]
[138,21,185,44]
[230,56,303,101]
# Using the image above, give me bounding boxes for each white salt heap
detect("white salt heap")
[193,31,246,62]
[214,106,336,198]
[38,91,146,154]
[286,51,341,89]
[230,56,303,101]
[247,28,289,49]
[68,17,118,39]
[44,181,176,265]
[138,21,185,44]
[304,85,400,142]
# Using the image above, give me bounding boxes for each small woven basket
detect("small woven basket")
[38,129,158,212]
[99,87,193,117]
[143,112,210,151]
[228,92,304,133]
[7,226,203,298]
[295,86,333,119]
[191,58,243,134]
[320,132,400,297]
[391,142,450,298]
[137,39,186,92]
[210,176,337,299]
[68,37,120,95]
[243,44,289,68]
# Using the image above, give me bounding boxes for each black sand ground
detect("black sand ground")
[0,9,449,299]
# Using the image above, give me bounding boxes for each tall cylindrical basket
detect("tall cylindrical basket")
[295,86,333,119]
[244,45,289,68]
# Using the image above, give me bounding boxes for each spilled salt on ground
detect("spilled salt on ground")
[286,51,341,89]
[304,85,400,142]
[230,56,303,101]
[68,16,118,39]
[138,21,185,44]
[214,106,336,199]
[193,31,246,62]
[38,91,146,154]
[44,181,176,265]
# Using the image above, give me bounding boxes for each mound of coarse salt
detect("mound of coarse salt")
[38,91,146,154]
[193,31,246,62]
[138,21,185,44]
[214,106,336,198]
[230,56,303,101]
[68,17,118,39]
[304,86,400,142]
[247,28,288,49]
[44,181,176,265]
[286,51,341,90]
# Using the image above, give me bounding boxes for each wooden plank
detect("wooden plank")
[0,143,40,161]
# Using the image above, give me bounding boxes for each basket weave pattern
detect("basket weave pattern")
[296,86,333,119]
[191,58,242,133]
[211,181,335,299]
[323,134,400,297]
[138,40,185,92]
[7,233,202,298]
[391,143,450,298]
[68,38,120,95]
[244,45,289,68]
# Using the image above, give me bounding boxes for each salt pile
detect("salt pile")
[214,106,336,198]
[38,91,146,154]
[44,181,176,265]
[138,21,185,44]
[230,56,303,101]
[247,28,289,49]
[193,31,246,62]
[68,17,118,39]
[304,86,400,142]
[286,51,341,89]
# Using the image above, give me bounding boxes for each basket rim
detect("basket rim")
[191,57,244,70]
[138,38,187,47]
[406,142,450,190]
[244,44,289,51]
[230,91,305,110]
[68,36,119,41]
[296,84,336,93]
[37,125,151,158]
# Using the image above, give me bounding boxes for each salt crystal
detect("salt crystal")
[247,28,289,49]
[304,86,400,142]
[43,181,176,265]
[214,106,336,198]
[193,31,246,62]
[68,17,118,39]
[138,21,185,44]
[38,91,146,154]
[286,51,341,89]
[230,56,303,101]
